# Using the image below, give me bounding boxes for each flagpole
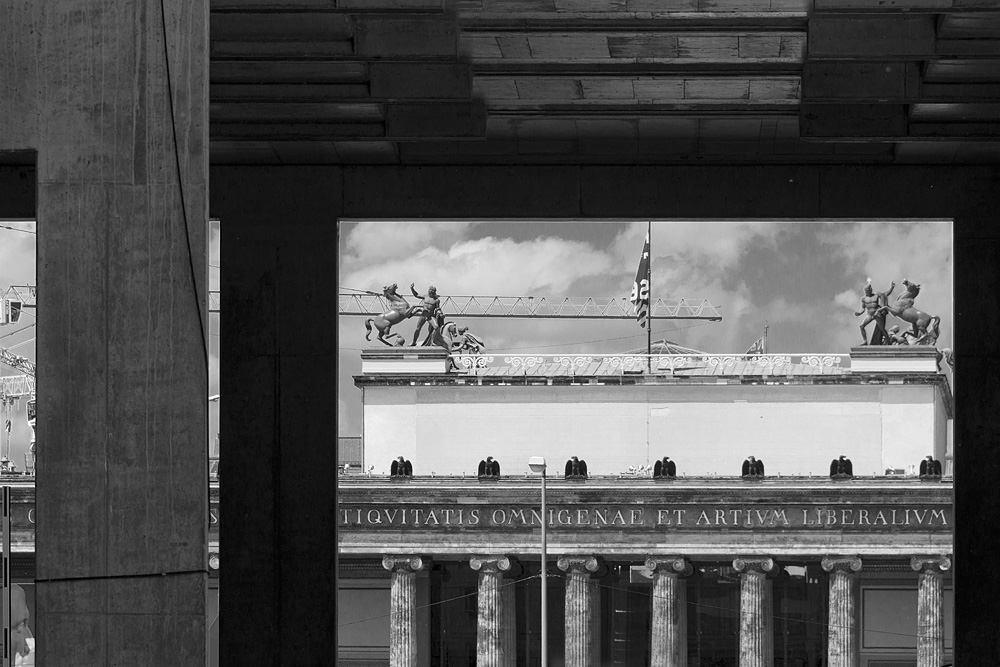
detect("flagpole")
[764,321,769,354]
[647,221,652,372]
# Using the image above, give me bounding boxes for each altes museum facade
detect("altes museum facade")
[338,346,953,667]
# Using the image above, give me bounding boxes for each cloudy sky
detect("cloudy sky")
[339,220,953,437]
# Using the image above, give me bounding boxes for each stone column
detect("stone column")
[821,556,862,667]
[734,557,778,667]
[558,556,601,667]
[502,572,517,667]
[383,556,427,667]
[910,556,951,667]
[470,556,513,667]
[647,556,693,667]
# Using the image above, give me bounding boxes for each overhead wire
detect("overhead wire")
[0,225,35,235]
[0,325,35,341]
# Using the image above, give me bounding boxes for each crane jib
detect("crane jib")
[336,294,722,321]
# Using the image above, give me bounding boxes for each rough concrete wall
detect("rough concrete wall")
[212,167,341,666]
[0,0,209,664]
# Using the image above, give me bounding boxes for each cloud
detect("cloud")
[342,235,617,297]
[834,290,858,311]
[341,222,476,266]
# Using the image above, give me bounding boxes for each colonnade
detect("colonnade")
[380,554,951,667]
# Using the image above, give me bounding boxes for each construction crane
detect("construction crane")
[0,285,35,324]
[62,289,723,320]
[338,292,722,320]
[0,348,34,377]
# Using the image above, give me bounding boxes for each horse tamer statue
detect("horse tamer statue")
[877,279,941,346]
[365,283,425,346]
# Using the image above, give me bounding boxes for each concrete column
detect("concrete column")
[470,556,513,667]
[646,557,693,667]
[910,556,951,667]
[558,556,601,667]
[734,557,777,667]
[9,0,211,665]
[821,556,862,667]
[383,556,427,667]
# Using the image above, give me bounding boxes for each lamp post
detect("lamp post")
[528,456,548,667]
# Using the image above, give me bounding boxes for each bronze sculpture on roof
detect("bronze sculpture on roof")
[364,283,419,346]
[877,279,941,345]
[855,279,894,345]
[409,283,441,346]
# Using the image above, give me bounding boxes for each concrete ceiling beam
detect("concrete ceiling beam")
[809,15,936,58]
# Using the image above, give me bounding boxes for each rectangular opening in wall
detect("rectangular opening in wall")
[0,217,37,665]
[337,219,954,667]
[207,218,220,667]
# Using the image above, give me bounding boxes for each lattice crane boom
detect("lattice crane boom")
[337,293,722,320]
[0,348,35,377]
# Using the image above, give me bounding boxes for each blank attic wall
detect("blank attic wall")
[209,163,999,667]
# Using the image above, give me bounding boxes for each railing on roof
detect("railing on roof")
[451,353,850,376]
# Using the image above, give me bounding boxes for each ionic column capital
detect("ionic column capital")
[910,556,951,575]
[470,555,513,574]
[557,555,600,575]
[821,556,863,574]
[382,555,426,573]
[733,557,777,576]
[645,556,693,577]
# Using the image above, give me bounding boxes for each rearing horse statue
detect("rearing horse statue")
[877,279,940,345]
[365,283,423,346]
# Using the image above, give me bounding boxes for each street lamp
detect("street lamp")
[527,456,548,667]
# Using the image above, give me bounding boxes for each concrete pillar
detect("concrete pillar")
[470,556,513,667]
[910,556,951,667]
[734,557,777,667]
[821,556,862,667]
[647,556,692,667]
[383,556,427,667]
[558,556,601,667]
[0,0,212,665]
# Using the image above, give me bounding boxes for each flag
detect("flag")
[745,336,764,356]
[3,420,9,434]
[630,232,650,328]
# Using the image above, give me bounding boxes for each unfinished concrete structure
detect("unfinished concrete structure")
[0,0,998,665]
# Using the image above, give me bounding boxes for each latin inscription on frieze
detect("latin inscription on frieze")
[338,504,950,531]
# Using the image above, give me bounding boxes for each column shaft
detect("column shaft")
[559,557,601,667]
[911,556,951,667]
[390,568,418,667]
[916,570,944,667]
[651,573,686,667]
[734,558,776,667]
[739,571,772,667]
[385,557,425,667]
[565,571,596,667]
[502,579,517,667]
[828,571,858,667]
[477,568,503,667]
